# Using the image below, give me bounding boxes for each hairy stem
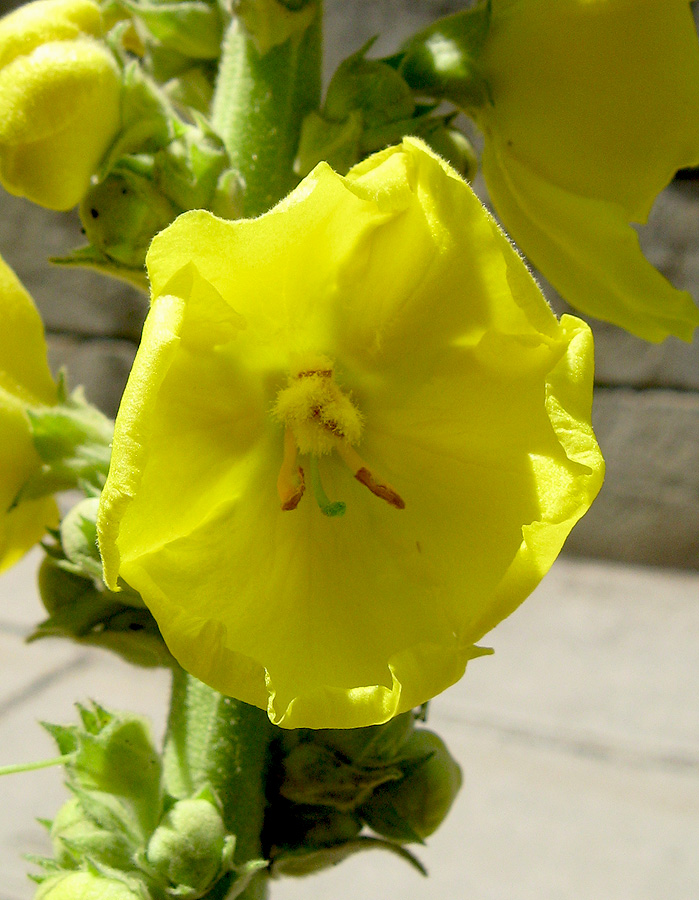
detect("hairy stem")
[211,3,323,216]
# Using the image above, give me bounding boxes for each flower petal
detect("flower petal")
[0,254,58,570]
[482,0,699,221]
[0,36,121,210]
[0,254,56,404]
[482,140,699,342]
[99,139,604,728]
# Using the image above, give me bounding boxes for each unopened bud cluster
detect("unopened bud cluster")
[266,711,462,876]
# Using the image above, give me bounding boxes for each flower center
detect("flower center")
[273,356,405,516]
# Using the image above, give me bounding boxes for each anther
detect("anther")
[278,427,305,510]
[335,442,405,510]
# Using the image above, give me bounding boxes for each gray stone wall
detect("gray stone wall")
[1,0,698,568]
[549,180,699,569]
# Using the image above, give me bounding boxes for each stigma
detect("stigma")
[273,356,405,515]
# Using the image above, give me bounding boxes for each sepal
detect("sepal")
[269,835,427,879]
[33,870,149,900]
[57,703,163,839]
[279,742,404,811]
[236,0,318,56]
[295,41,478,178]
[49,247,150,292]
[122,0,225,60]
[50,795,135,871]
[32,550,173,670]
[13,377,113,505]
[359,729,462,842]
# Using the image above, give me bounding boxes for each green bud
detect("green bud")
[79,168,179,268]
[34,871,145,900]
[360,729,462,842]
[43,703,163,841]
[60,496,103,580]
[294,110,362,177]
[50,796,134,871]
[301,808,362,848]
[123,0,225,60]
[36,553,116,623]
[397,2,492,112]
[33,547,172,668]
[420,124,478,182]
[15,380,113,504]
[314,711,415,764]
[280,742,403,811]
[325,40,414,128]
[146,796,231,898]
[237,0,318,56]
[151,123,231,212]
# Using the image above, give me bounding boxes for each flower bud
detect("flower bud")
[313,711,415,764]
[34,871,144,900]
[360,729,462,842]
[0,254,57,573]
[422,125,478,182]
[0,0,121,210]
[146,797,230,898]
[50,796,134,871]
[79,169,179,269]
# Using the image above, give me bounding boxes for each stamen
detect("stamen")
[336,442,406,510]
[278,427,305,510]
[309,456,346,518]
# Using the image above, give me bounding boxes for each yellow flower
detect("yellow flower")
[0,0,121,211]
[97,138,603,729]
[476,0,699,342]
[0,255,58,572]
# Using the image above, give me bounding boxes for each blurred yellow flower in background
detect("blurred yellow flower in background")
[0,255,57,573]
[98,138,603,729]
[477,0,699,342]
[0,0,121,210]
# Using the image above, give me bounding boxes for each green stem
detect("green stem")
[162,666,276,900]
[0,754,73,777]
[211,3,323,216]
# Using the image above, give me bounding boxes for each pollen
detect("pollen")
[272,356,363,456]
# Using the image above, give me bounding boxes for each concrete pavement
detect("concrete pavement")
[1,551,698,900]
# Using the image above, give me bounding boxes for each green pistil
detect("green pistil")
[309,456,346,517]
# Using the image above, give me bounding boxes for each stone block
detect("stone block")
[565,388,699,569]
[46,334,137,418]
[0,190,147,341]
